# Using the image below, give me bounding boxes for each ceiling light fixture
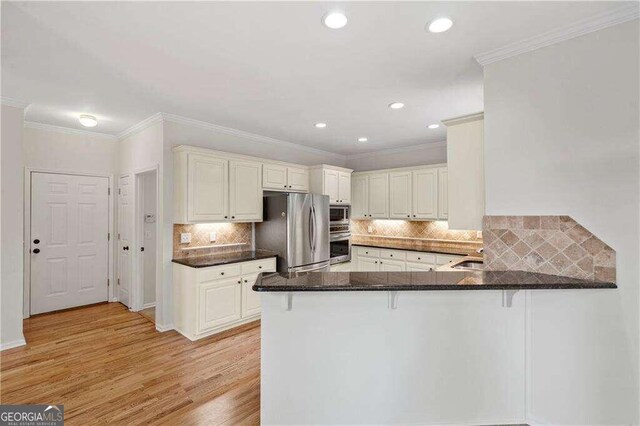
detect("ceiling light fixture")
[428,124,440,129]
[389,102,405,109]
[427,17,453,33]
[79,114,98,128]
[358,137,368,142]
[315,122,327,128]
[323,12,348,29]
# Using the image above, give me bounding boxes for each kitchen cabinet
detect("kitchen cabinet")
[351,175,369,219]
[379,258,406,271]
[187,154,229,222]
[353,246,463,272]
[438,167,448,220]
[330,261,353,272]
[389,171,412,219]
[262,164,309,192]
[310,165,353,205]
[442,112,484,230]
[173,257,276,340]
[412,168,438,220]
[229,160,262,221]
[357,256,379,272]
[368,173,389,218]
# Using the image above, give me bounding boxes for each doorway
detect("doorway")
[30,172,110,314]
[135,169,158,323]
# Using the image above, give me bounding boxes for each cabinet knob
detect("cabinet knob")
[238,280,242,284]
[289,185,292,188]
[221,272,225,275]
[231,216,235,219]
[224,216,228,219]
[390,254,393,257]
[259,266,262,269]
[418,257,421,260]
[33,248,40,254]
[244,279,248,283]
[33,239,40,244]
[284,185,287,188]
[413,215,416,217]
[407,215,410,218]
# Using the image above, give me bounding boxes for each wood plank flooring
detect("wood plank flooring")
[0,302,261,425]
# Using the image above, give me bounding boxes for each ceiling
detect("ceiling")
[1,1,622,155]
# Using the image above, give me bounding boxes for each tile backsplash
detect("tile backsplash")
[483,216,615,282]
[173,223,252,259]
[351,219,482,242]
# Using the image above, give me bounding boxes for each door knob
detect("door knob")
[33,248,40,254]
[33,239,40,244]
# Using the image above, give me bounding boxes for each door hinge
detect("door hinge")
[118,233,121,240]
[117,278,120,286]
[108,187,111,195]
[118,188,121,195]
[108,278,110,287]
[108,232,110,241]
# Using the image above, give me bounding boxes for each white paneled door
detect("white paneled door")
[30,173,109,314]
[118,175,132,307]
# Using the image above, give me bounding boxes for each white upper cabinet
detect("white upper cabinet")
[187,154,229,222]
[262,164,309,192]
[262,164,288,190]
[310,165,353,205]
[368,173,389,218]
[351,175,369,219]
[412,168,438,220]
[229,159,262,222]
[443,112,484,230]
[438,167,448,220]
[287,167,310,192]
[389,171,412,219]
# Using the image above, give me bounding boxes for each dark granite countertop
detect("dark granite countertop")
[172,250,277,268]
[253,270,616,292]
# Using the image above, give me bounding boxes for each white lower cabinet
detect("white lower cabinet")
[173,257,276,340]
[330,261,353,272]
[353,246,464,272]
[379,259,405,271]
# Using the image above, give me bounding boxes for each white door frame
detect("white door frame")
[23,168,115,318]
[131,166,161,314]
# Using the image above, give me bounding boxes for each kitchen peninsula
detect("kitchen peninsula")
[255,270,615,425]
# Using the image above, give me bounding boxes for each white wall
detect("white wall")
[1,104,26,349]
[142,171,156,306]
[345,141,446,172]
[484,21,639,425]
[24,124,118,175]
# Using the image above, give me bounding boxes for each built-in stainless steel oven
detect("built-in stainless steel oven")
[329,205,351,264]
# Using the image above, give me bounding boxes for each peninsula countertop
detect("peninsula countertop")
[172,250,277,268]
[253,270,616,292]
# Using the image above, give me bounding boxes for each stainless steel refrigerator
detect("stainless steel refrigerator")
[255,193,330,273]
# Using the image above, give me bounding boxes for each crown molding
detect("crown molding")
[24,121,117,140]
[1,97,30,109]
[474,3,640,66]
[160,112,346,161]
[442,112,484,127]
[117,112,163,140]
[346,140,447,160]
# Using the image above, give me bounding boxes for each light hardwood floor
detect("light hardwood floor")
[0,303,261,425]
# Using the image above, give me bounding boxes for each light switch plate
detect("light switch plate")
[180,233,191,244]
[209,232,217,242]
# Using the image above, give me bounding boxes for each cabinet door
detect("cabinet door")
[368,173,389,218]
[229,160,263,222]
[241,274,261,317]
[263,164,288,190]
[337,172,351,204]
[324,169,339,203]
[188,154,229,221]
[406,262,433,272]
[351,175,369,219]
[389,171,412,219]
[357,256,379,272]
[438,167,448,220]
[198,277,242,332]
[379,259,406,272]
[287,167,309,192]
[412,169,438,220]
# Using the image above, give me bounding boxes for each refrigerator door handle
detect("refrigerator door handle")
[308,206,314,253]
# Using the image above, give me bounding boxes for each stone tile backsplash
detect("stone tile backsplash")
[173,223,252,259]
[483,216,615,282]
[351,219,482,242]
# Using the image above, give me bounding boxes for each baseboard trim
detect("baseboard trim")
[1,338,27,351]
[143,302,156,309]
[156,323,174,332]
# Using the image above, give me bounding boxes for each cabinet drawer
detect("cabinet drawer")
[406,251,436,264]
[356,247,380,258]
[406,262,433,272]
[436,254,465,266]
[380,249,405,261]
[241,258,277,275]
[198,264,242,283]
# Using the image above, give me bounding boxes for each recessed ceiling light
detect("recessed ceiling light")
[315,122,327,128]
[389,102,405,109]
[427,17,453,33]
[428,124,440,129]
[79,114,98,128]
[358,137,368,142]
[323,12,348,29]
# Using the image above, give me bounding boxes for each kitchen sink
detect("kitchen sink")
[452,260,484,271]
